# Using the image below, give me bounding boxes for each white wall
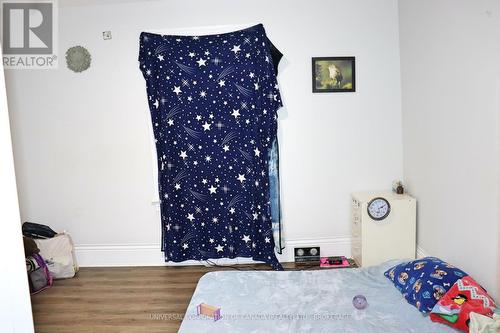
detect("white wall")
[399,0,500,300]
[5,0,403,264]
[0,48,35,332]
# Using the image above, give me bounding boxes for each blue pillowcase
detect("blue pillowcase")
[384,257,468,313]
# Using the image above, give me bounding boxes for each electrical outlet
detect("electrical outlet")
[294,246,320,262]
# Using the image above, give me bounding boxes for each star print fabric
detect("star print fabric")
[139,24,283,270]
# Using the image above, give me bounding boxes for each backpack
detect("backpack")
[26,253,53,294]
[22,221,57,239]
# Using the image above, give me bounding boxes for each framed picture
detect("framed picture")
[312,57,355,93]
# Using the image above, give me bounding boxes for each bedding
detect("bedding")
[469,311,500,333]
[430,276,496,332]
[384,257,468,313]
[179,260,457,332]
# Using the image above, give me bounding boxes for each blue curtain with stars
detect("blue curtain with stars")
[139,24,283,270]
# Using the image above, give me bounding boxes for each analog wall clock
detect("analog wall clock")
[367,197,391,221]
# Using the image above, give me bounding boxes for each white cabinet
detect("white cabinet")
[351,191,416,267]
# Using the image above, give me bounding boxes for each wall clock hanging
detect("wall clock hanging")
[65,46,91,73]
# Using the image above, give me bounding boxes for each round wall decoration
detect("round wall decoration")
[367,197,391,221]
[65,46,91,73]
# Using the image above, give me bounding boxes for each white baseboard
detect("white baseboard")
[75,236,352,267]
[416,245,429,259]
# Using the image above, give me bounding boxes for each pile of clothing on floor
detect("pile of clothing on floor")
[23,222,78,294]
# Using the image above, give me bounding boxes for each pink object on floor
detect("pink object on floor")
[320,256,350,268]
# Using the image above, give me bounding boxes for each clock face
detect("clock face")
[367,197,391,220]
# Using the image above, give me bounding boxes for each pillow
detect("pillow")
[384,257,468,313]
[430,276,496,332]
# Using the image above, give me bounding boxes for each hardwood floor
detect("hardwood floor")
[31,262,318,333]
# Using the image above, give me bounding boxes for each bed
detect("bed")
[179,260,456,332]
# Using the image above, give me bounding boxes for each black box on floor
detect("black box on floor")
[294,247,320,262]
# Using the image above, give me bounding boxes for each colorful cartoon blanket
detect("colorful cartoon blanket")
[384,257,497,333]
[430,276,496,332]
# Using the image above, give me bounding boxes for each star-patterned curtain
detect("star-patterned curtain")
[139,24,283,270]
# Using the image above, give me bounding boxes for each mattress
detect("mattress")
[179,260,456,332]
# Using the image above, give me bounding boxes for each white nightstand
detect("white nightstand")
[351,191,416,267]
